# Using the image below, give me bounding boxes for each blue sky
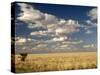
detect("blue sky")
[14,2,97,53]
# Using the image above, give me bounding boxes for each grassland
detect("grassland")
[13,52,97,73]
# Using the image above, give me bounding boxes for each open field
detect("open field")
[12,52,97,73]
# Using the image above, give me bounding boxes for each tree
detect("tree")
[19,53,28,62]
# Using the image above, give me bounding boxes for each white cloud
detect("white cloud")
[55,25,78,35]
[27,38,32,41]
[17,3,45,24]
[15,37,33,45]
[61,40,83,45]
[47,19,79,36]
[83,44,95,48]
[15,3,97,53]
[43,13,58,25]
[27,23,45,29]
[66,19,79,25]
[60,44,68,48]
[36,44,47,48]
[55,28,66,34]
[85,30,93,34]
[52,36,68,42]
[85,8,97,29]
[86,20,97,26]
[86,20,92,24]
[88,8,97,21]
[30,31,49,36]
[71,40,83,44]
[15,37,27,45]
[17,3,58,26]
[17,3,80,37]
[58,19,66,24]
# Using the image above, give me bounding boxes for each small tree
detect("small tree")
[19,53,28,62]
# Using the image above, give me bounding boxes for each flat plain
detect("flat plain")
[13,52,97,73]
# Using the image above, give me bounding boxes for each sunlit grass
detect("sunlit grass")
[12,52,97,73]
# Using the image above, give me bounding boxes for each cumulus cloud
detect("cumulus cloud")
[30,31,47,36]
[52,36,68,42]
[15,37,27,45]
[15,3,97,53]
[62,40,83,45]
[15,37,33,45]
[60,44,68,48]
[17,3,58,26]
[85,30,93,34]
[17,38,26,43]
[30,39,83,51]
[43,13,58,25]
[36,44,47,48]
[85,8,97,33]
[46,19,80,37]
[55,23,79,35]
[83,44,95,48]
[15,36,84,53]
[86,20,97,26]
[85,8,97,28]
[27,38,33,41]
[17,3,80,37]
[17,3,45,23]
[88,8,97,21]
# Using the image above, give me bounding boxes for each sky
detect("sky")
[13,2,97,53]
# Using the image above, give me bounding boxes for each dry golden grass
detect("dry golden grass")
[13,52,97,73]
